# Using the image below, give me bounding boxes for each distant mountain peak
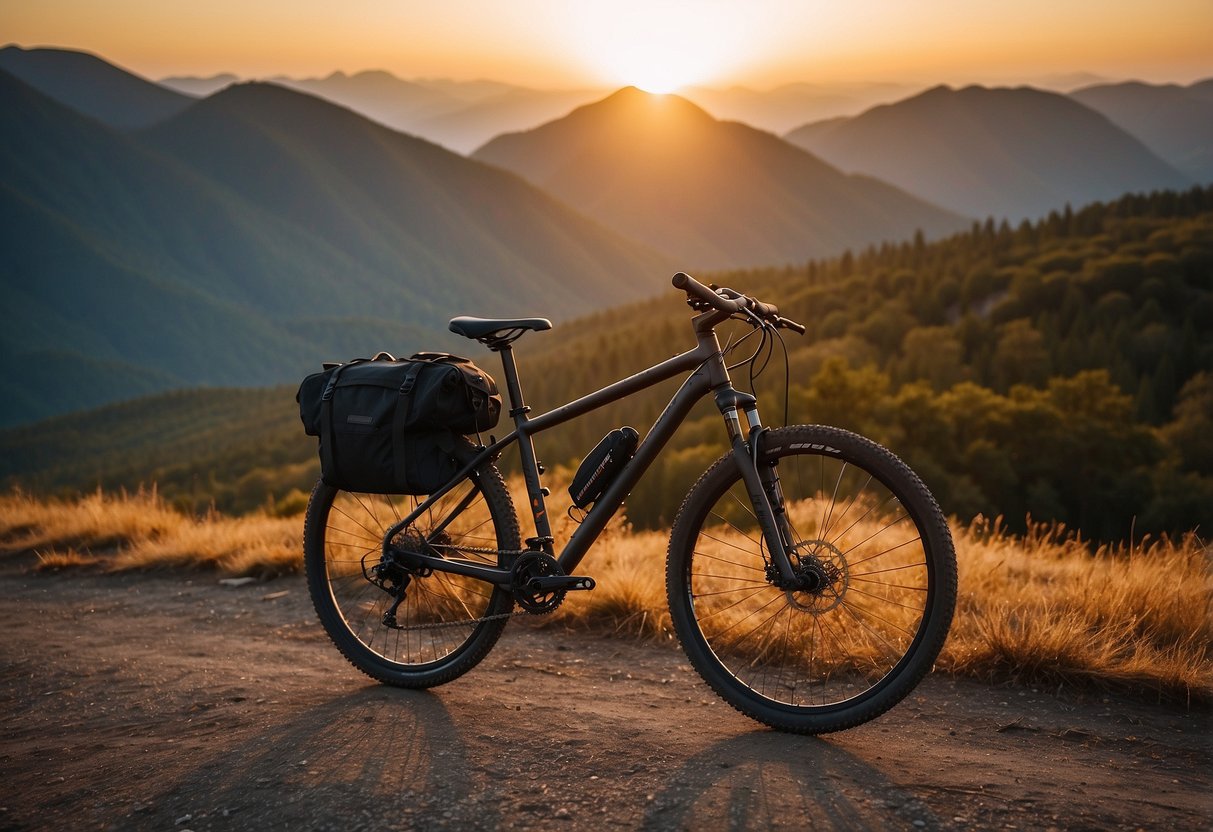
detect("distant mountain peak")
[589,85,714,120]
[319,69,399,83]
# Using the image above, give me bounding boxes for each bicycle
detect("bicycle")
[303,272,958,734]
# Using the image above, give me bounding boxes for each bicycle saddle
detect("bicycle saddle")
[448,316,552,340]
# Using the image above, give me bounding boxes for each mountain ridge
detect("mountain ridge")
[784,84,1191,220]
[474,86,967,269]
[1070,78,1213,183]
[0,44,193,128]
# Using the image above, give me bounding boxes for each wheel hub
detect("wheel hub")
[783,539,849,613]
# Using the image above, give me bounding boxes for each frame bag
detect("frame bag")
[297,352,501,494]
[569,427,640,509]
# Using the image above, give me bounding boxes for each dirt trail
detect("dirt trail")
[0,563,1208,831]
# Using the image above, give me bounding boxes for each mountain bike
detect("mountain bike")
[303,273,957,734]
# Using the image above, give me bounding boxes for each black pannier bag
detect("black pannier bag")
[569,427,640,509]
[297,352,502,494]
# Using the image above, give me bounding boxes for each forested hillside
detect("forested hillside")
[5,187,1210,539]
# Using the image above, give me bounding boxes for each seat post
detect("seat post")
[496,344,529,417]
[496,344,556,551]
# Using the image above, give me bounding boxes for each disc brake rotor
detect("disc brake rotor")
[785,539,849,613]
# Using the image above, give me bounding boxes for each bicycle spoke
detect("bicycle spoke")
[673,426,955,725]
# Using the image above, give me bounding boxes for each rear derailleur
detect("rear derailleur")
[365,549,420,630]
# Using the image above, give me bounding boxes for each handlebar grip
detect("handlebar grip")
[749,299,779,318]
[672,272,742,313]
[777,316,807,335]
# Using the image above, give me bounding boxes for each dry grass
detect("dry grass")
[939,517,1212,704]
[2,485,1209,702]
[0,489,300,578]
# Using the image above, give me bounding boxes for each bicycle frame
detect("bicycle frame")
[382,307,796,587]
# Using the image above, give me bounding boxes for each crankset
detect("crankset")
[510,551,596,614]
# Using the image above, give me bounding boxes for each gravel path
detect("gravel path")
[1,566,1209,830]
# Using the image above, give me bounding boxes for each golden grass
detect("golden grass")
[0,489,300,577]
[1,485,1209,702]
[939,517,1212,704]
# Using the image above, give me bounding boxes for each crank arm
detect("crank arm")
[526,575,596,592]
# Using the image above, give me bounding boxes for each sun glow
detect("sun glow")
[562,2,759,93]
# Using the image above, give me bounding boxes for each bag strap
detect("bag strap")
[318,364,348,481]
[391,362,428,489]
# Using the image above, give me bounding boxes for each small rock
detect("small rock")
[218,577,256,587]
[912,821,926,828]
[175,814,192,825]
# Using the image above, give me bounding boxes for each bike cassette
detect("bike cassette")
[510,551,596,614]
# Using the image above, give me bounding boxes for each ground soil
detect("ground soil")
[0,559,1209,831]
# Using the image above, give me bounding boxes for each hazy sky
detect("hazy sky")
[4,0,1211,89]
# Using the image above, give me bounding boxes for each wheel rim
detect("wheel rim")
[686,449,934,711]
[320,481,505,669]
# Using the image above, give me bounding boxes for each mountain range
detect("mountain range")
[156,69,1137,155]
[161,71,926,151]
[0,68,670,425]
[160,69,607,154]
[2,44,1209,427]
[784,85,1192,220]
[474,87,967,269]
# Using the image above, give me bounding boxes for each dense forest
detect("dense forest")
[4,186,1211,540]
[512,186,1213,539]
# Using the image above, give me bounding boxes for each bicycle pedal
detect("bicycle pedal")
[526,574,596,592]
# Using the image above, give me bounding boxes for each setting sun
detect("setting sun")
[561,2,759,93]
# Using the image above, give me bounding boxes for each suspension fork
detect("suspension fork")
[716,388,797,582]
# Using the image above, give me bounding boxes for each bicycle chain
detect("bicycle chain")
[383,543,550,632]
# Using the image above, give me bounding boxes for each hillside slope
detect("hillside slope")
[785,85,1191,220]
[0,44,192,128]
[1070,79,1213,183]
[142,82,669,319]
[0,69,671,425]
[475,87,966,269]
[0,69,338,422]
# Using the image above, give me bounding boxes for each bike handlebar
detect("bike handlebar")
[672,271,740,312]
[671,272,806,335]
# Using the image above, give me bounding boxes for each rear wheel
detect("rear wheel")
[666,425,957,734]
[304,465,519,688]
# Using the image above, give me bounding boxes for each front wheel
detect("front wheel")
[666,425,957,734]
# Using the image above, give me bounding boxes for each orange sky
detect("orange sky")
[4,0,1211,89]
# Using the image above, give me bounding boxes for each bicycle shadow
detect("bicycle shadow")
[641,730,945,831]
[144,684,500,831]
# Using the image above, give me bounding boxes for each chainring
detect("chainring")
[510,551,566,614]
